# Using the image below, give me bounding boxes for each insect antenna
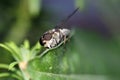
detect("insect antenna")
[55,8,79,29]
[63,8,79,24]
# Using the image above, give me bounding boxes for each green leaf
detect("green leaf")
[0,64,21,77]
[8,62,18,70]
[0,43,14,56]
[0,43,21,61]
[30,42,41,59]
[20,47,30,61]
[0,73,22,80]
[0,64,10,70]
[27,29,120,80]
[23,39,30,49]
[25,71,118,80]
[28,0,42,16]
[28,71,81,80]
[0,73,11,78]
[3,42,22,61]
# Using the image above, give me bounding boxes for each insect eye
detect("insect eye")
[43,33,52,40]
[39,38,45,46]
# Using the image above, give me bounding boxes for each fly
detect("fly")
[39,8,79,49]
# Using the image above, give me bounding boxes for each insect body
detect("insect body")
[40,28,70,49]
[39,8,79,49]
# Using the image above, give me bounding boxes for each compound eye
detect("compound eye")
[43,33,52,40]
[39,37,45,46]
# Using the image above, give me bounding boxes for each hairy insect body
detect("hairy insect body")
[40,28,70,49]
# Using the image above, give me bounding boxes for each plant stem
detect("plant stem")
[19,61,30,80]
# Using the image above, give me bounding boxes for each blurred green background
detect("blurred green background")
[0,0,120,80]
